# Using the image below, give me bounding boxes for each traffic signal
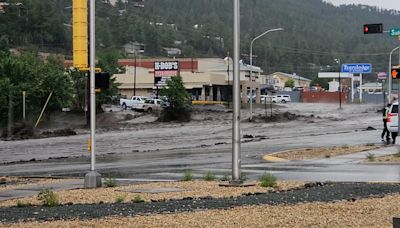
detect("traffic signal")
[73,0,88,69]
[95,72,110,90]
[363,24,383,34]
[392,68,400,79]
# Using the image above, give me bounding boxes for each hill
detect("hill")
[1,0,399,78]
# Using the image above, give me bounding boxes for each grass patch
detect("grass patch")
[182,170,193,181]
[259,173,277,188]
[203,171,215,181]
[115,195,125,203]
[103,178,118,188]
[37,189,59,207]
[366,152,376,162]
[132,195,145,203]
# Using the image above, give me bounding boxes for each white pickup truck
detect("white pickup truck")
[119,96,147,110]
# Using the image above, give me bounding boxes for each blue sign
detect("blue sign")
[341,63,372,74]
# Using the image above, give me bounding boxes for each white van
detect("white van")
[272,95,291,103]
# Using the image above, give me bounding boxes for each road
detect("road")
[0,103,389,181]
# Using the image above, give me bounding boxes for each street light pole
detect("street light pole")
[231,0,241,183]
[84,0,101,188]
[389,46,400,102]
[249,28,284,121]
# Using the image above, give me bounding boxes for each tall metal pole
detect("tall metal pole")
[249,28,283,121]
[389,47,400,102]
[89,0,95,172]
[134,53,137,96]
[22,91,26,121]
[232,0,241,183]
[84,0,101,188]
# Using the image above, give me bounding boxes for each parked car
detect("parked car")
[387,102,399,139]
[260,95,274,104]
[119,96,147,110]
[136,99,162,112]
[272,95,291,103]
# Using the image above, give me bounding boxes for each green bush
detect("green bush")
[104,178,117,187]
[37,189,59,207]
[115,195,125,203]
[203,171,215,181]
[182,170,193,181]
[259,173,277,188]
[132,195,144,203]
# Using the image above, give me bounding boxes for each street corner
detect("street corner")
[262,154,289,163]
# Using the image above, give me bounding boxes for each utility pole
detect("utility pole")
[134,53,137,96]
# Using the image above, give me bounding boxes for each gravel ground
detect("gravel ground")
[1,182,399,224]
[0,180,303,207]
[271,145,381,160]
[5,194,400,227]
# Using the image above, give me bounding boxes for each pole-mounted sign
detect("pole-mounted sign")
[341,63,372,74]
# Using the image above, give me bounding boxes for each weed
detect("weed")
[182,170,193,181]
[259,173,277,188]
[239,173,247,183]
[16,201,30,207]
[103,178,118,187]
[203,171,215,181]
[115,195,125,203]
[220,174,230,182]
[325,154,331,158]
[365,143,375,147]
[366,152,376,162]
[37,189,59,207]
[132,195,144,203]
[341,144,350,149]
[394,151,400,158]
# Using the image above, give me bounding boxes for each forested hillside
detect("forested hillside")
[1,0,399,78]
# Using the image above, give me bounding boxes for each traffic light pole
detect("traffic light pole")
[84,0,101,188]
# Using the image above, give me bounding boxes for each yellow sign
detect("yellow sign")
[73,0,88,69]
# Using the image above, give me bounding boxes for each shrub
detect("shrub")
[239,173,247,184]
[182,170,193,181]
[115,195,125,203]
[220,174,230,182]
[132,195,144,203]
[259,173,277,188]
[104,178,117,187]
[37,189,59,207]
[203,171,215,181]
[366,152,375,162]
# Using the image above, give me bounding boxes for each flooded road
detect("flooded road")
[0,103,386,181]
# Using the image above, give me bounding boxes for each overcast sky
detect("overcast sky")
[327,0,400,10]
